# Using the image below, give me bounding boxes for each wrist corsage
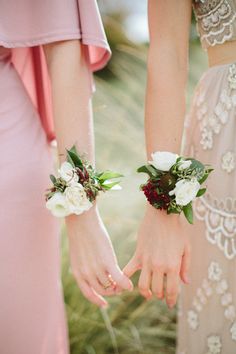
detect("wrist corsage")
[138,151,213,224]
[45,145,122,217]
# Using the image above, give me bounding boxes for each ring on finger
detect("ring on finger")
[102,275,116,290]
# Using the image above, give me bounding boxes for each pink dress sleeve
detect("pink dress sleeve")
[0,0,111,142]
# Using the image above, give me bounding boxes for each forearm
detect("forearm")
[43,40,94,165]
[44,40,98,221]
[145,46,188,158]
[145,0,192,159]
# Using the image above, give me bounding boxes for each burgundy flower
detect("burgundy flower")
[142,180,171,210]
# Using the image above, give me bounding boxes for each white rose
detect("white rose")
[46,192,71,217]
[58,161,79,185]
[178,159,192,170]
[65,183,92,215]
[169,178,200,206]
[149,151,179,171]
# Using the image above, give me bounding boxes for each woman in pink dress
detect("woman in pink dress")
[0,1,132,353]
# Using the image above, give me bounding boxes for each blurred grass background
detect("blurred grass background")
[61,6,208,354]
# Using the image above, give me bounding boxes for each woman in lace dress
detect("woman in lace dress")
[177,1,236,353]
[124,1,236,353]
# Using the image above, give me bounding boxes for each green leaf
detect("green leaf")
[69,145,78,154]
[196,188,206,197]
[187,158,205,171]
[66,149,83,168]
[66,153,75,167]
[183,203,193,224]
[176,157,182,163]
[167,208,181,215]
[198,173,209,184]
[50,174,57,184]
[137,165,159,178]
[98,171,123,182]
[101,181,121,190]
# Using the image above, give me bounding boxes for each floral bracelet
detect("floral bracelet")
[45,145,122,217]
[138,151,213,224]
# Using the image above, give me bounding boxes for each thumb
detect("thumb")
[109,264,134,291]
[123,256,140,279]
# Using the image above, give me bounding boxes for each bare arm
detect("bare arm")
[124,1,192,308]
[43,40,132,308]
[146,0,191,155]
[43,40,94,163]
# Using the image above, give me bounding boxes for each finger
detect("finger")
[114,285,123,295]
[77,277,108,308]
[109,263,134,291]
[180,247,191,284]
[123,256,140,278]
[138,267,152,299]
[151,272,164,299]
[97,272,117,296]
[166,271,179,309]
[89,275,115,297]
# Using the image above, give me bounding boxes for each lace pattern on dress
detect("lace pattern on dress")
[194,193,236,260]
[193,0,236,49]
[186,261,236,350]
[193,63,236,151]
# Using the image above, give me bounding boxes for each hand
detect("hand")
[66,206,133,308]
[123,204,191,308]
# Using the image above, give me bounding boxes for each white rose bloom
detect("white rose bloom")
[65,183,92,215]
[58,161,79,185]
[149,151,179,171]
[169,178,200,206]
[178,159,192,170]
[46,192,71,217]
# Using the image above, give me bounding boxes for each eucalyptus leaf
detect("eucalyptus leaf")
[183,203,193,224]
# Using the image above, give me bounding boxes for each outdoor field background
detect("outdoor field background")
[61,2,208,353]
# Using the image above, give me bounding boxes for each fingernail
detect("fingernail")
[101,303,109,309]
[168,303,175,309]
[128,283,134,292]
[185,275,191,284]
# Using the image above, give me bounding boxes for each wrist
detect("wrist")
[65,203,98,224]
[145,203,181,222]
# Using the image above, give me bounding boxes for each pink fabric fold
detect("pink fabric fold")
[0,0,111,141]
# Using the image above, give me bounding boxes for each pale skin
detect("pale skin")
[43,40,133,308]
[123,0,193,308]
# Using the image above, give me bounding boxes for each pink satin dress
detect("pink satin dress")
[0,1,111,353]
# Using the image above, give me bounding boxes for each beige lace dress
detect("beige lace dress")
[177,1,236,353]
